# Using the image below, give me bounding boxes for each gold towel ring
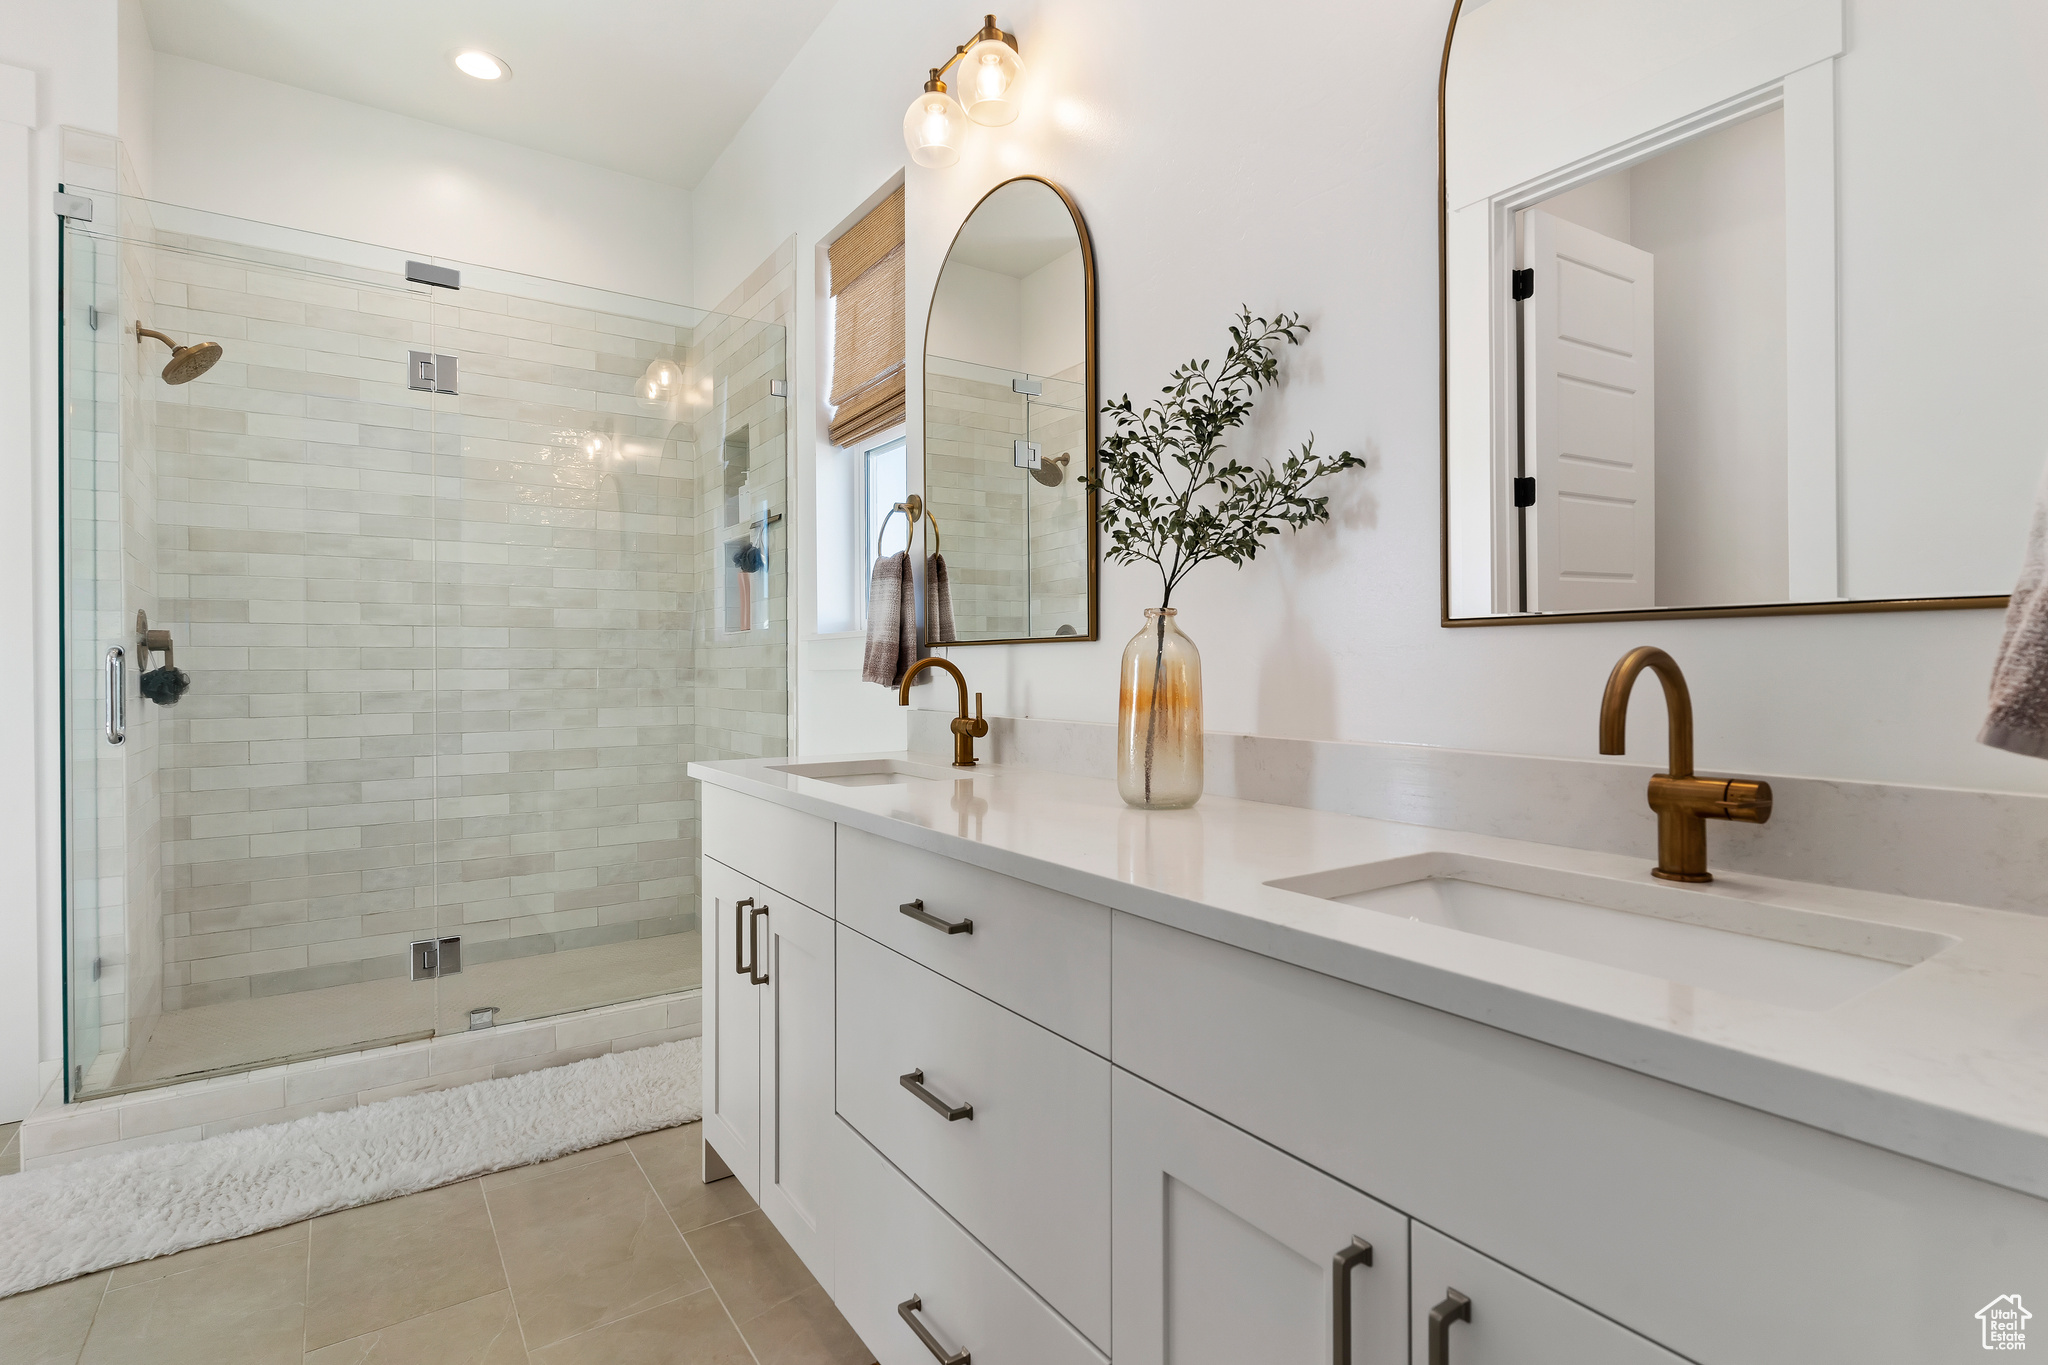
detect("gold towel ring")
[876,495,942,557]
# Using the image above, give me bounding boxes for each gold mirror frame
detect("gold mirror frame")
[1434,0,2009,628]
[921,173,1100,646]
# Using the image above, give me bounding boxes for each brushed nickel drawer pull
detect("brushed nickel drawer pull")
[898,1295,970,1364]
[733,898,755,978]
[1428,1289,1471,1365]
[1331,1236,1373,1365]
[900,1069,973,1121]
[900,899,973,935]
[746,901,770,986]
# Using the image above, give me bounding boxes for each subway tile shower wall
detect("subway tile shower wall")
[139,236,753,1013]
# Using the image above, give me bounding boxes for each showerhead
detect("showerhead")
[1029,451,1072,488]
[136,324,224,385]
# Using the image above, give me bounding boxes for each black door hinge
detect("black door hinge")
[1511,268,1534,300]
[1513,476,1536,507]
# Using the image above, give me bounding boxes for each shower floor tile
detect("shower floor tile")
[0,1122,874,1365]
[123,934,699,1088]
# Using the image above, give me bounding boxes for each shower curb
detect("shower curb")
[17,990,702,1170]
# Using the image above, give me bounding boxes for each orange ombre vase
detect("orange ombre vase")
[1117,608,1203,809]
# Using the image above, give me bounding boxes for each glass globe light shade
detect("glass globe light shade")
[959,36,1024,126]
[903,85,966,168]
[638,358,682,405]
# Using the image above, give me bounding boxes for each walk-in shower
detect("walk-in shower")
[59,188,788,1100]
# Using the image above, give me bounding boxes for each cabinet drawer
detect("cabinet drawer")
[702,784,834,914]
[1410,1223,1681,1365]
[837,825,1109,1051]
[1112,910,2048,1365]
[838,924,1111,1349]
[833,1118,1107,1365]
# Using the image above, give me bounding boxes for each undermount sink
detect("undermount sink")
[1269,855,1954,1012]
[769,759,958,788]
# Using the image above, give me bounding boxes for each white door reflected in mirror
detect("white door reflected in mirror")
[1443,0,2045,620]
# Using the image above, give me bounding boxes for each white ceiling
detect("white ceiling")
[140,0,840,188]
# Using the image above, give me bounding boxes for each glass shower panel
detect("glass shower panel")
[421,279,787,1034]
[60,196,788,1098]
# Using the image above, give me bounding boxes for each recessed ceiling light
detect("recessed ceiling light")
[453,51,509,81]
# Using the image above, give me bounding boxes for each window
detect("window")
[862,436,910,612]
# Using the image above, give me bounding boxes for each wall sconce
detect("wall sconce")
[903,14,1025,168]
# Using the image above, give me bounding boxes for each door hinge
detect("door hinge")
[91,956,103,982]
[1512,268,1534,300]
[54,190,94,222]
[404,260,460,290]
[1513,476,1536,508]
[410,937,463,980]
[408,351,459,395]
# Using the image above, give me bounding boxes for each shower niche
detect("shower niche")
[58,180,788,1099]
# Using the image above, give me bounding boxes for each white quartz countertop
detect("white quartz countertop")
[689,752,2048,1200]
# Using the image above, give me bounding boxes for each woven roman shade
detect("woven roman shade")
[828,187,906,447]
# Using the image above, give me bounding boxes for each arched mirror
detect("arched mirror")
[1440,0,2043,623]
[922,175,1097,644]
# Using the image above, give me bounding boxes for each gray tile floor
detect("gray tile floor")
[0,1122,872,1365]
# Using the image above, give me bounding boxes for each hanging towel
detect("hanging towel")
[862,551,917,686]
[927,553,957,644]
[1981,459,2048,758]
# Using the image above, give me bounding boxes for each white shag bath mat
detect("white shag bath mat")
[0,1036,701,1298]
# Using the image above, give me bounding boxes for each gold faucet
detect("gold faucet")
[899,657,989,767]
[1598,646,1772,883]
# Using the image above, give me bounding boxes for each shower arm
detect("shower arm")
[136,324,179,350]
[136,609,174,671]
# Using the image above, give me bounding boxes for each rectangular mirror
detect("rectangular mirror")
[1440,0,2043,623]
[922,175,1098,643]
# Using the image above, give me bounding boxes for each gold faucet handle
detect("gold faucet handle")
[952,693,990,739]
[1716,779,1772,824]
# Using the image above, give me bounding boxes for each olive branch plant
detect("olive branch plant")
[1080,307,1365,799]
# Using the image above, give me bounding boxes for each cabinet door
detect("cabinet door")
[703,857,761,1195]
[1113,1069,1409,1365]
[759,894,835,1291]
[1410,1223,1684,1365]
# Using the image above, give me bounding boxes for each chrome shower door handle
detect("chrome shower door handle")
[897,1296,969,1364]
[105,647,125,745]
[1428,1289,1472,1365]
[1330,1237,1373,1365]
[747,901,769,985]
[733,898,755,978]
[900,1069,973,1121]
[900,899,973,935]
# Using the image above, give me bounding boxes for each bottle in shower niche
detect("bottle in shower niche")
[1117,608,1202,809]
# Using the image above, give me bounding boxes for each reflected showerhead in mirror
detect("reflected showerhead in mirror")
[1029,451,1071,488]
[136,324,223,385]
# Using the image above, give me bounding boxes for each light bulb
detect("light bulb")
[903,83,966,168]
[958,34,1023,126]
[453,51,509,81]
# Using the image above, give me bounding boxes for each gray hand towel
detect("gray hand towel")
[927,553,957,644]
[1981,459,2048,758]
[861,551,917,687]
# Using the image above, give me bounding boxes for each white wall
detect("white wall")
[1020,246,1082,378]
[1631,107,1788,607]
[0,0,124,1120]
[694,0,2046,796]
[926,259,1021,370]
[150,54,692,303]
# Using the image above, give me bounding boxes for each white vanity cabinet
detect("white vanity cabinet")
[698,788,838,1291]
[695,780,2048,1365]
[1111,1068,1409,1365]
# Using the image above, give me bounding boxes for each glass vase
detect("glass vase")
[1118,608,1203,809]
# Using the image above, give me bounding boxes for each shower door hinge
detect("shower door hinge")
[410,936,463,980]
[1014,439,1042,470]
[768,379,788,398]
[404,260,460,289]
[91,956,102,982]
[1011,376,1043,396]
[53,190,93,222]
[408,351,459,395]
